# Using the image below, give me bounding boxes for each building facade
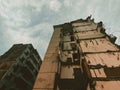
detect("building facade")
[0,44,42,90]
[33,16,120,90]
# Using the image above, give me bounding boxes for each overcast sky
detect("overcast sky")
[0,0,120,59]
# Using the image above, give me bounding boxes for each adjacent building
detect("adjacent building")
[33,16,120,90]
[0,44,42,90]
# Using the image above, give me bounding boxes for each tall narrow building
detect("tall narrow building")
[0,44,42,90]
[33,16,120,90]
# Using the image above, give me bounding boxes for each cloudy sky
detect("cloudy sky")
[0,0,120,59]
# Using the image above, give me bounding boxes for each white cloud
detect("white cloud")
[0,0,57,58]
[63,0,85,7]
[0,21,52,58]
[0,0,62,27]
[47,0,61,12]
[63,0,72,7]
[0,0,120,58]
